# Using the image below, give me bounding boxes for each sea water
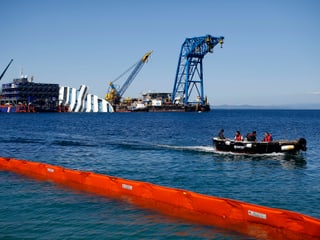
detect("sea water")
[0,110,319,239]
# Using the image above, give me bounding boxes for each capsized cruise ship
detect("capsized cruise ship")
[0,75,114,113]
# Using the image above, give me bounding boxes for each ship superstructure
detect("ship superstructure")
[0,75,114,113]
[1,75,60,112]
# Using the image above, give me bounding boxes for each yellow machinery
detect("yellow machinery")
[105,51,152,104]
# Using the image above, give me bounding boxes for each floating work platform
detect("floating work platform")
[0,75,114,113]
[0,157,319,239]
[113,92,211,112]
[114,104,210,112]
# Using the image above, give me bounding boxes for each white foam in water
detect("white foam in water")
[212,148,285,157]
[156,144,215,153]
[156,144,287,156]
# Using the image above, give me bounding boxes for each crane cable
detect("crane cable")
[111,59,140,84]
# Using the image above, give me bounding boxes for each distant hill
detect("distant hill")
[213,103,320,110]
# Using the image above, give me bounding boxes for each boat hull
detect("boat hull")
[212,137,307,154]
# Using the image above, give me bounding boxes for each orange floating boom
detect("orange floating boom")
[0,157,319,239]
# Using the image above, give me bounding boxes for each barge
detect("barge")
[113,92,210,112]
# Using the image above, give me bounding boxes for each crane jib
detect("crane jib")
[105,51,152,104]
[0,59,13,81]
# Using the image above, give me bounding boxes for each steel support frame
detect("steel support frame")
[172,35,223,106]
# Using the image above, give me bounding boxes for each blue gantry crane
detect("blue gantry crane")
[105,51,152,104]
[171,35,224,108]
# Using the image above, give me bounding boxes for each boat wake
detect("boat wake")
[112,140,214,154]
[155,144,215,153]
[212,148,286,157]
[156,144,291,157]
[212,147,306,164]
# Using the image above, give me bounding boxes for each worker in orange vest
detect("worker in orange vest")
[263,132,273,142]
[234,131,243,141]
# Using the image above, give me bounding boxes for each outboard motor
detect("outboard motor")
[298,138,307,151]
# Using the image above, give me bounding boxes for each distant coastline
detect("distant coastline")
[213,103,320,110]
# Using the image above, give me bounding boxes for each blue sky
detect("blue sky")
[1,0,320,106]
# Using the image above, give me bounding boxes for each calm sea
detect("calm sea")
[1,110,319,239]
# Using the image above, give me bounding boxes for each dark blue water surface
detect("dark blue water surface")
[1,110,319,239]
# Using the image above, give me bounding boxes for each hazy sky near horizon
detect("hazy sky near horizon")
[1,0,320,106]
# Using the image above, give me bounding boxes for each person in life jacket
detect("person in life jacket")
[263,132,273,142]
[234,131,243,141]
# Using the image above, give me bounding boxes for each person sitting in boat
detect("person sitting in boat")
[246,131,256,141]
[218,129,226,139]
[234,131,243,141]
[262,132,273,142]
